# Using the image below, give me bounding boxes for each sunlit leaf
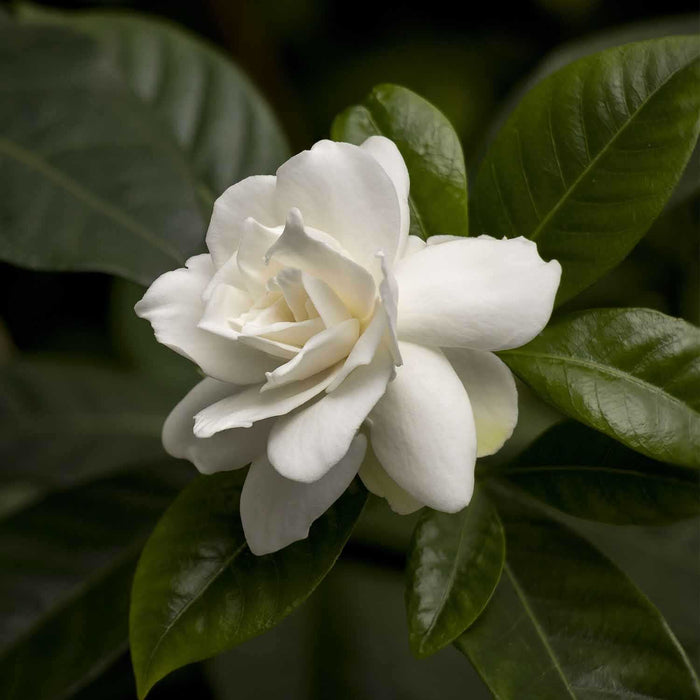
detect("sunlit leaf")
[405,487,504,657]
[474,36,700,304]
[501,308,700,468]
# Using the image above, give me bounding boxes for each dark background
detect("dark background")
[1,1,698,698]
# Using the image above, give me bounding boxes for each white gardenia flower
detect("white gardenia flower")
[136,137,561,556]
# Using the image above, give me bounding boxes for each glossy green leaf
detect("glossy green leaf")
[0,465,189,700]
[0,360,178,490]
[405,487,504,658]
[473,36,700,304]
[332,84,469,239]
[130,472,367,699]
[487,421,700,524]
[0,7,288,285]
[456,488,700,699]
[501,308,700,468]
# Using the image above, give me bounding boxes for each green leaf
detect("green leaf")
[456,487,700,699]
[130,472,367,699]
[486,421,700,524]
[473,36,700,304]
[0,7,288,285]
[405,487,504,658]
[0,465,189,700]
[500,308,700,468]
[332,84,469,240]
[0,360,178,490]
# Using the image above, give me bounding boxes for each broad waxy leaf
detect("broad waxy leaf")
[332,84,469,239]
[0,360,178,489]
[487,421,700,524]
[456,488,700,699]
[0,7,288,285]
[0,466,189,700]
[501,308,700,469]
[473,36,700,304]
[405,487,504,658]
[130,472,367,699]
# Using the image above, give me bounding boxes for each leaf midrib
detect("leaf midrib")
[526,47,698,243]
[140,541,248,693]
[505,564,577,699]
[0,138,183,264]
[491,465,695,484]
[502,348,698,417]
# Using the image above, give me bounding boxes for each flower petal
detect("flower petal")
[266,209,376,320]
[301,274,351,327]
[240,434,366,555]
[262,318,359,391]
[198,284,252,340]
[236,219,283,296]
[193,363,340,437]
[443,348,518,458]
[163,379,272,474]
[135,254,277,385]
[358,443,423,515]
[368,342,476,512]
[270,268,309,321]
[360,136,410,257]
[206,175,279,268]
[395,236,561,351]
[267,348,394,483]
[275,140,404,269]
[403,234,426,257]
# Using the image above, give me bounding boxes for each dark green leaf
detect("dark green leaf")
[456,487,700,699]
[130,472,367,699]
[0,7,288,285]
[501,308,700,468]
[0,360,177,489]
[0,465,189,700]
[405,487,504,658]
[486,421,700,524]
[473,36,700,304]
[332,84,469,239]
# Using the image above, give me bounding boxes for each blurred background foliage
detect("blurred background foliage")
[0,0,698,698]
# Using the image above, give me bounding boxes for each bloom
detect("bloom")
[136,137,561,555]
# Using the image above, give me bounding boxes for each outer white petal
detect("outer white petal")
[241,434,366,556]
[368,342,476,512]
[403,235,426,257]
[266,209,376,320]
[163,379,272,474]
[360,136,410,257]
[275,140,403,269]
[262,318,359,391]
[193,363,340,437]
[358,444,423,515]
[267,348,394,483]
[135,254,277,385]
[443,348,518,458]
[206,175,279,268]
[395,236,562,351]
